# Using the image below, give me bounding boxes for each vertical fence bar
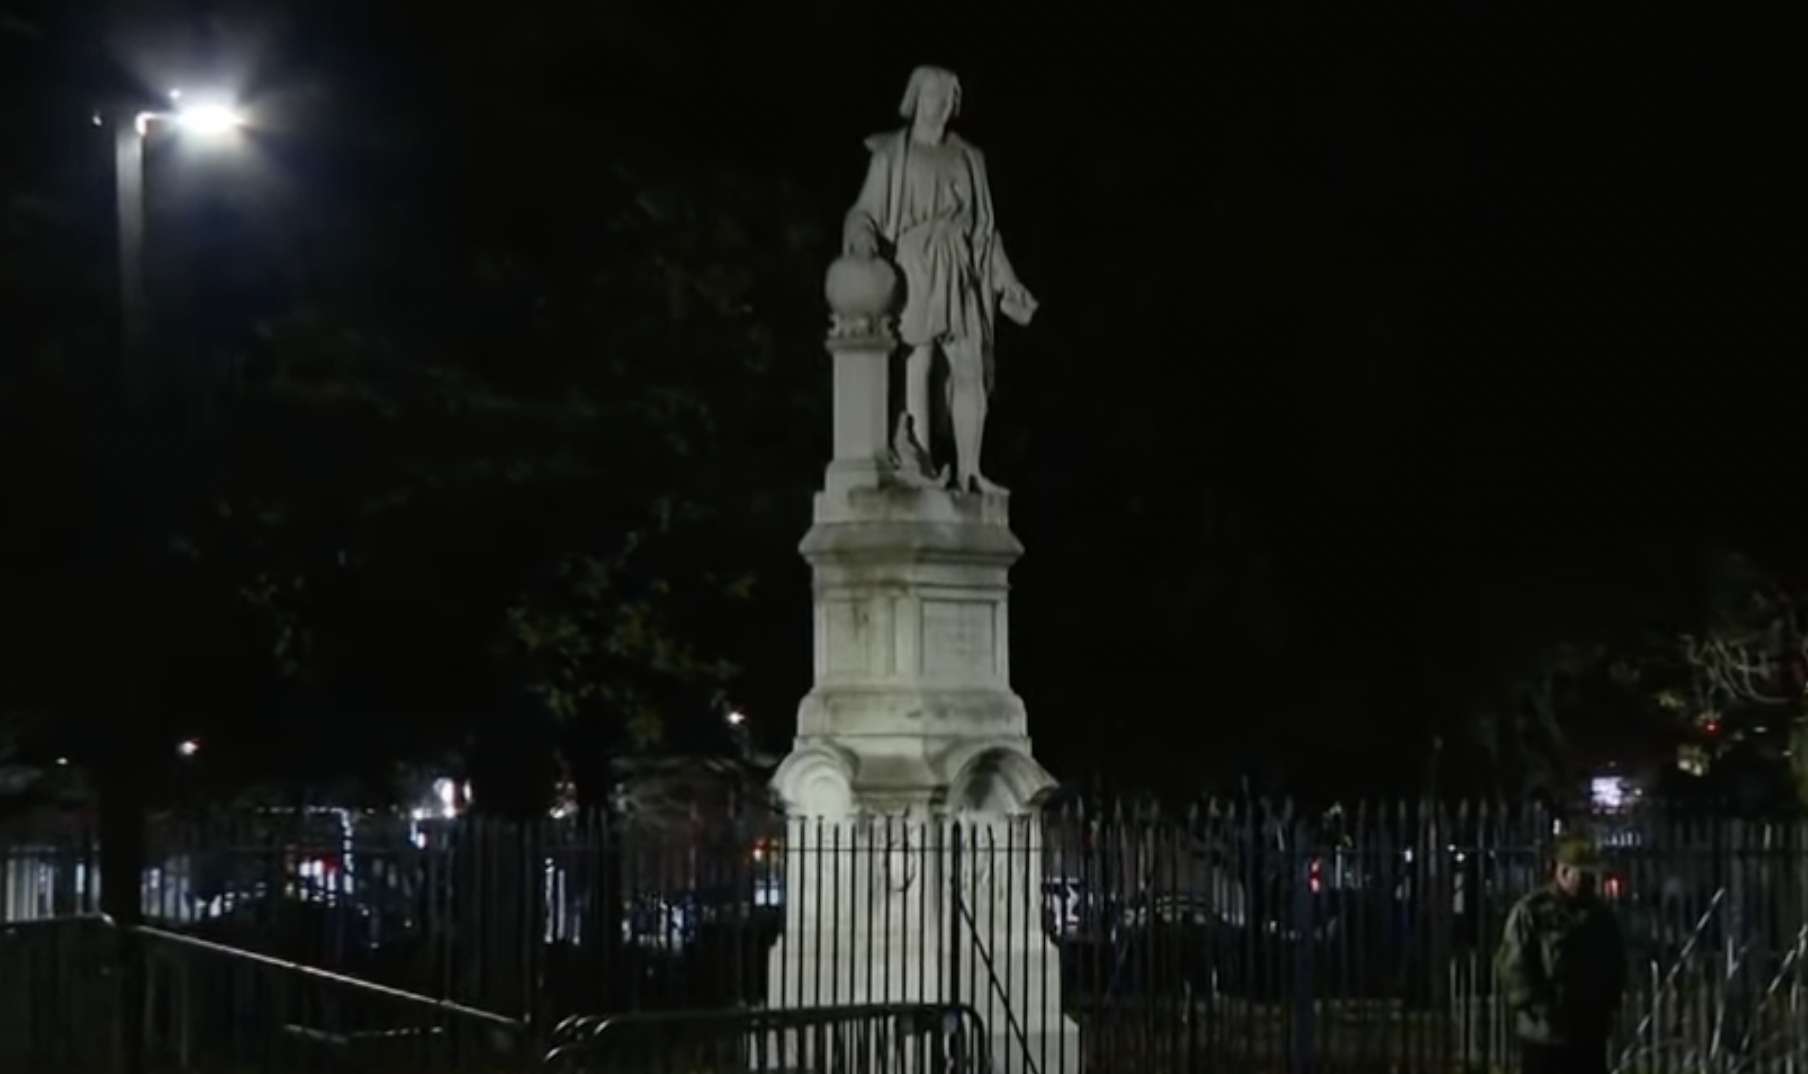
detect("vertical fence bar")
[948,819,962,1015]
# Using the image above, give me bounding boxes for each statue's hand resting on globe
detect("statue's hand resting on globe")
[844,219,882,260]
[841,65,1036,495]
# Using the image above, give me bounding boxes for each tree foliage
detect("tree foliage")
[0,1,827,810]
[204,12,826,806]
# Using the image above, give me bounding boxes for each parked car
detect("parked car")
[623,882,782,952]
[1042,876,1113,942]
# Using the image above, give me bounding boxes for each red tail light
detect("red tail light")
[1308,858,1323,894]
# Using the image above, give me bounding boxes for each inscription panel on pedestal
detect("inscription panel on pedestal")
[921,600,996,679]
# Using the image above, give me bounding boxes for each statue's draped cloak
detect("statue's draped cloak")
[847,130,1019,391]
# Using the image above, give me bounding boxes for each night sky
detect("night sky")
[1,2,1799,801]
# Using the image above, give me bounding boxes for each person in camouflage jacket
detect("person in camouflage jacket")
[1494,836,1627,1074]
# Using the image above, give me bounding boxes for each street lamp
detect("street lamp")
[725,709,754,764]
[110,89,246,361]
[95,94,246,1074]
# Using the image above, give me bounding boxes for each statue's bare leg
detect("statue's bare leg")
[905,344,934,457]
[946,336,1003,494]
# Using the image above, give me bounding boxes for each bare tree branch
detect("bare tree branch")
[1681,629,1805,708]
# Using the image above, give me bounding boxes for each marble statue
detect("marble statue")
[843,66,1038,494]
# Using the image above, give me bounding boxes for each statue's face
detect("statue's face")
[915,76,956,129]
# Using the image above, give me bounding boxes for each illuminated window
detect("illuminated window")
[1590,775,1634,811]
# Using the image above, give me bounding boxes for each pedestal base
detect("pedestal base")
[767,475,1075,1071]
[765,815,1078,1074]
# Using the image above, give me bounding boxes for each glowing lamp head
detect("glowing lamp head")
[146,89,245,138]
[173,103,245,136]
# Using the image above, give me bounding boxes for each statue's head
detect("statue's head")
[899,66,961,129]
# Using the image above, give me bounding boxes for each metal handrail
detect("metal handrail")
[557,1002,981,1033]
[8,912,526,1033]
[137,921,526,1032]
[954,894,1038,1074]
[1621,886,1728,1065]
[547,1002,991,1073]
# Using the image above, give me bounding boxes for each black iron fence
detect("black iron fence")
[4,800,1808,1072]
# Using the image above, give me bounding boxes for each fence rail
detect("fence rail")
[544,1003,992,1074]
[4,800,1808,1072]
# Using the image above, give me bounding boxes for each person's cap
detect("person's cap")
[1553,836,1603,871]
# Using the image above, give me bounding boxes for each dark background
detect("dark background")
[1,2,1800,804]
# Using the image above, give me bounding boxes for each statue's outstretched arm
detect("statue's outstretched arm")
[989,234,1022,295]
[969,148,1029,303]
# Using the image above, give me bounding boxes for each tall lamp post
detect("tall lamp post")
[113,91,244,367]
[102,90,243,1074]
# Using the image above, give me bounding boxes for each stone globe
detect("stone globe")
[824,255,898,320]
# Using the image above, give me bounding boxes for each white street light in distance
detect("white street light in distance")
[726,710,747,727]
[131,89,246,137]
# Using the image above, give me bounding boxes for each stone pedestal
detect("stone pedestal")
[790,486,1032,802]
[767,485,1078,1074]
